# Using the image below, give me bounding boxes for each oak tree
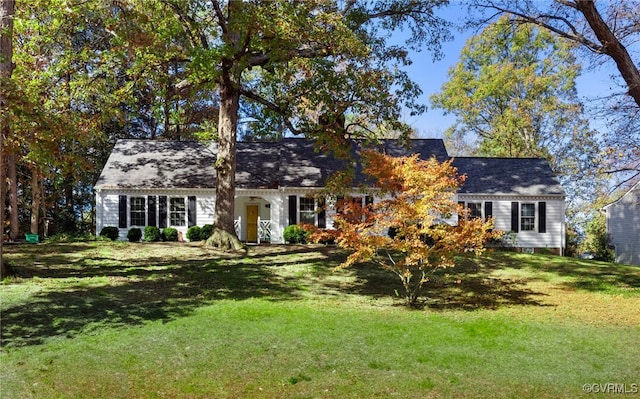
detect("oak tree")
[127,0,452,249]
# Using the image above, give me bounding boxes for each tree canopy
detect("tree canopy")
[465,0,640,188]
[431,16,602,216]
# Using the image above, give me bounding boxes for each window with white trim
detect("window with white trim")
[170,197,186,226]
[299,197,316,224]
[130,197,146,226]
[520,203,536,231]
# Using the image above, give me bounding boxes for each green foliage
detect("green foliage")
[283,224,309,244]
[127,228,142,243]
[99,227,120,241]
[582,213,614,262]
[162,228,178,242]
[431,16,589,160]
[200,224,213,240]
[431,15,603,228]
[144,226,161,242]
[186,226,202,242]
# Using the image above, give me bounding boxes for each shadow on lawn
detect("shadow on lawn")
[348,258,550,310]
[1,243,313,348]
[2,243,572,348]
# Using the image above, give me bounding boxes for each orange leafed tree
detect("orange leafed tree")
[321,150,501,308]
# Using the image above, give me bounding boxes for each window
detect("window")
[521,203,535,231]
[170,197,186,226]
[467,202,482,218]
[299,197,316,224]
[130,197,146,226]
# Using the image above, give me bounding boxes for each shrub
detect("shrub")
[303,224,338,245]
[163,227,179,242]
[144,226,161,242]
[200,224,213,240]
[127,228,142,242]
[187,226,202,241]
[283,224,309,244]
[99,226,120,241]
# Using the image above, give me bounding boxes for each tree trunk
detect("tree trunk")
[575,0,640,108]
[206,61,243,250]
[30,168,41,235]
[7,151,17,240]
[0,123,6,279]
[1,0,15,278]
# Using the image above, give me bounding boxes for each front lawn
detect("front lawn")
[1,241,639,398]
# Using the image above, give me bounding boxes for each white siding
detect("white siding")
[605,185,640,265]
[97,189,566,252]
[95,189,216,241]
[460,196,565,252]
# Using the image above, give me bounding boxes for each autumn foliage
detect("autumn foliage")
[313,150,501,307]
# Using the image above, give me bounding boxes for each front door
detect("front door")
[246,205,259,242]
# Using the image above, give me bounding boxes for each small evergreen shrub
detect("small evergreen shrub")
[127,228,142,242]
[187,226,202,241]
[283,224,309,244]
[200,224,213,240]
[163,227,179,242]
[144,226,161,242]
[99,226,120,241]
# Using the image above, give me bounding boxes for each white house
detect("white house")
[94,138,566,253]
[603,181,640,265]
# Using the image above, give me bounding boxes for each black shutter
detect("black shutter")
[484,201,493,220]
[288,195,297,225]
[538,201,546,233]
[159,196,167,229]
[317,197,326,228]
[511,202,519,232]
[188,196,197,227]
[148,196,157,227]
[365,195,373,207]
[118,195,127,228]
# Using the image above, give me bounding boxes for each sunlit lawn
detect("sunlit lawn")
[1,241,639,398]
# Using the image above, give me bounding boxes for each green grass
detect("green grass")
[1,242,639,398]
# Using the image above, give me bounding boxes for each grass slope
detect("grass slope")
[1,242,639,398]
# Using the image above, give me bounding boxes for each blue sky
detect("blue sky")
[399,3,622,137]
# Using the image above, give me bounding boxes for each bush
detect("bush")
[187,226,202,241]
[163,227,179,242]
[127,228,142,242]
[200,224,213,240]
[283,224,309,244]
[144,226,161,242]
[99,226,120,241]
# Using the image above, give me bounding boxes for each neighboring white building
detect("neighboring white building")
[603,181,640,265]
[94,138,566,253]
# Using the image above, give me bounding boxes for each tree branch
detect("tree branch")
[248,46,334,68]
[161,0,209,49]
[574,0,640,107]
[210,0,227,36]
[239,88,302,135]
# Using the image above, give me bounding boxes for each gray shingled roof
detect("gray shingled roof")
[95,138,564,197]
[94,140,217,189]
[453,157,565,196]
